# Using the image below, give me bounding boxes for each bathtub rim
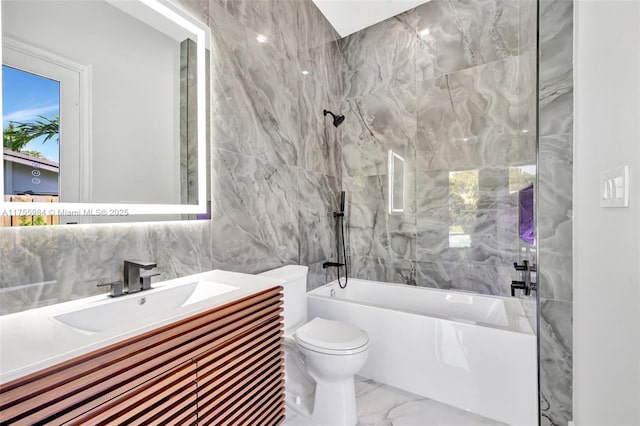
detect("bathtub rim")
[309,279,535,336]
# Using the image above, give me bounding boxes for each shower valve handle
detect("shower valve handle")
[513,260,529,271]
[511,280,526,297]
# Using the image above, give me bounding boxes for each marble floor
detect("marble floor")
[283,376,507,426]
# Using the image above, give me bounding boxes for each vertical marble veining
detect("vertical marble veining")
[297,170,339,266]
[539,0,574,137]
[210,150,299,272]
[209,3,301,166]
[341,10,418,99]
[208,0,344,282]
[537,0,574,424]
[540,300,573,426]
[539,134,573,301]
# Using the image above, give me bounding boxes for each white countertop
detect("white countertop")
[0,270,282,384]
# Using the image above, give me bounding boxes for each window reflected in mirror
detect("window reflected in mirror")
[1,0,210,223]
[2,66,61,226]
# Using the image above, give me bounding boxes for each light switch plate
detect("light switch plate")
[600,165,629,207]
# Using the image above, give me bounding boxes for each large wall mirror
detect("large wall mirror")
[0,0,209,225]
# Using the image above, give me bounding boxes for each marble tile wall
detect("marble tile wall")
[341,0,538,297]
[537,0,574,425]
[0,0,343,315]
[208,0,343,290]
[0,221,213,315]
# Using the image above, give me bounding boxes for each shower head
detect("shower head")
[323,109,345,128]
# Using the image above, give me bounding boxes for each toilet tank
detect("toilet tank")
[258,265,308,332]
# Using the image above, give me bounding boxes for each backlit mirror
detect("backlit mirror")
[0,0,209,225]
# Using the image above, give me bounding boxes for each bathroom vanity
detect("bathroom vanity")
[0,271,285,425]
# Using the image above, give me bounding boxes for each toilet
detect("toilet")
[259,265,369,426]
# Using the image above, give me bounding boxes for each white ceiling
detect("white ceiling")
[312,0,429,38]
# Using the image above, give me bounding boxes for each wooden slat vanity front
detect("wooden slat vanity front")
[0,286,285,425]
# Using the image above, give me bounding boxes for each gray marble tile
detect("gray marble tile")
[297,170,340,265]
[298,41,343,178]
[447,55,524,142]
[213,0,340,59]
[294,0,342,56]
[539,0,573,137]
[173,0,209,26]
[517,51,538,138]
[345,174,416,261]
[349,256,416,286]
[307,260,338,292]
[519,0,538,54]
[211,0,299,62]
[210,149,299,273]
[539,134,573,301]
[416,260,514,296]
[539,299,573,426]
[342,83,416,178]
[417,55,535,171]
[415,75,465,166]
[415,169,449,259]
[209,2,301,167]
[340,82,417,262]
[341,10,417,99]
[415,0,519,77]
[0,221,212,315]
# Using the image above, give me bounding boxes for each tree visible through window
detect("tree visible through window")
[2,65,60,162]
[449,169,479,248]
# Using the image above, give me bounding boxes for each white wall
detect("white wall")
[573,1,640,425]
[3,0,181,204]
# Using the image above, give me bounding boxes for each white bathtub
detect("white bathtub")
[307,279,537,426]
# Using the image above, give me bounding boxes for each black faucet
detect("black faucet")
[124,260,158,294]
[511,260,537,296]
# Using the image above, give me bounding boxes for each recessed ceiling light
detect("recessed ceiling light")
[256,34,268,43]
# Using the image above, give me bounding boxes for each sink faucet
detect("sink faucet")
[124,260,157,294]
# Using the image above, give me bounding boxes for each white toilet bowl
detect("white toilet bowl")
[258,266,370,426]
[295,318,369,426]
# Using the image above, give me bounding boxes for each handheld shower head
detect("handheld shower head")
[323,109,345,128]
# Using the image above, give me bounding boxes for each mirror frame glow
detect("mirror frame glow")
[0,0,209,217]
[388,150,404,214]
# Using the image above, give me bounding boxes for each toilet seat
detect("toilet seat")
[295,317,369,355]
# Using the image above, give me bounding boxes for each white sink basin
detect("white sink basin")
[53,281,238,333]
